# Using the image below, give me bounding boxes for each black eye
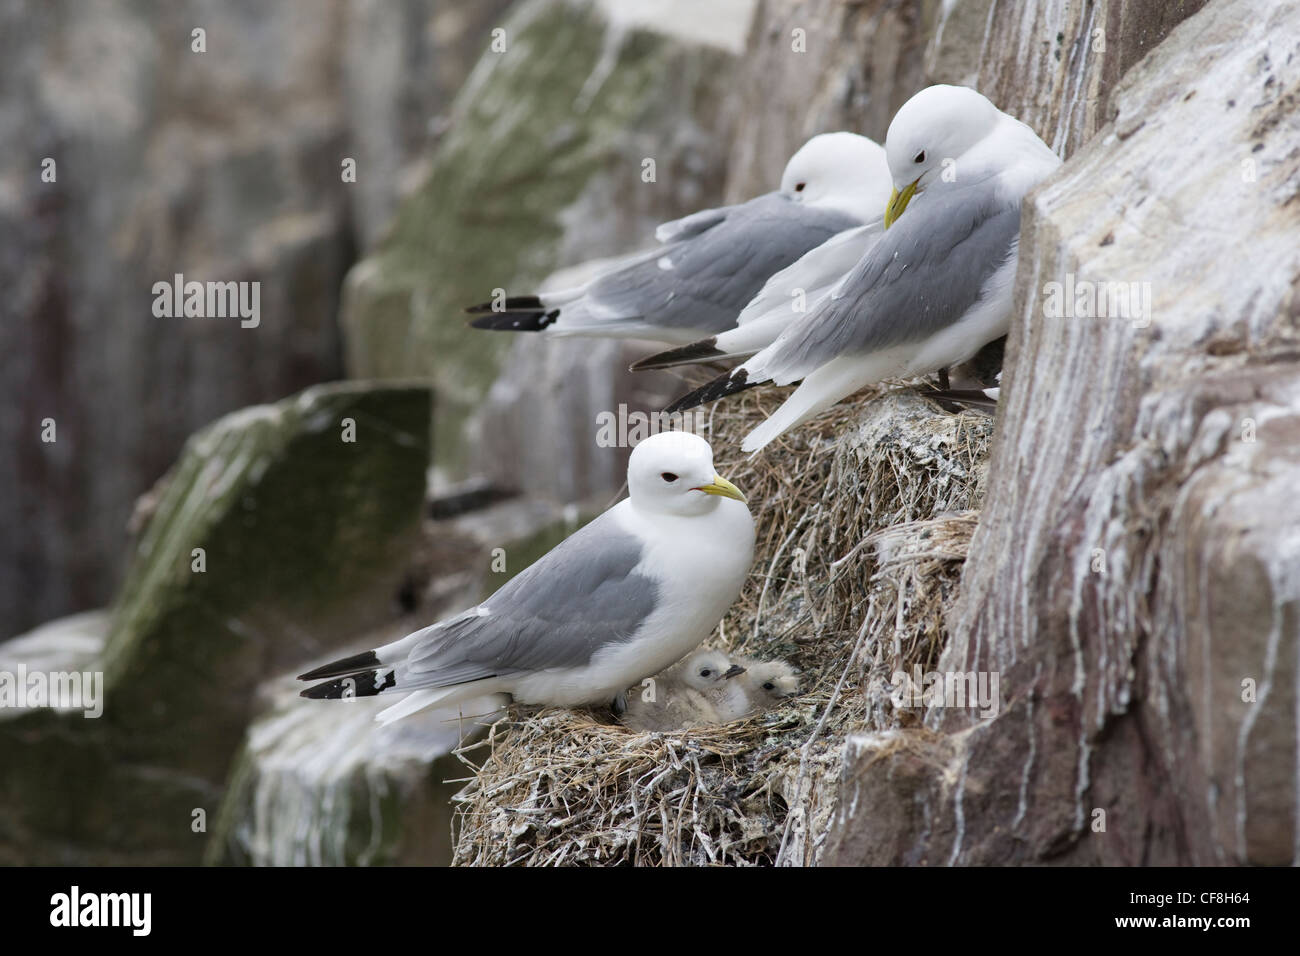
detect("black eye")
[914,150,926,164]
[661,472,678,482]
[700,669,712,678]
[763,682,776,691]
[794,182,806,192]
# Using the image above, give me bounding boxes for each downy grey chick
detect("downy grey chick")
[736,657,802,715]
[622,650,746,732]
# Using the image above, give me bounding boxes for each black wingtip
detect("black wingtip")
[298,649,380,682]
[467,309,559,332]
[664,368,755,414]
[300,667,398,700]
[464,295,543,315]
[630,337,723,371]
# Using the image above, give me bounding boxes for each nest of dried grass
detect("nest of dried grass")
[450,383,994,866]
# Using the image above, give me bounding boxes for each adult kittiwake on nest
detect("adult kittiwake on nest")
[664,85,1062,452]
[465,132,891,345]
[299,432,755,723]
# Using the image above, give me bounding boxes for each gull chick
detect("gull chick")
[622,650,747,732]
[299,432,755,722]
[467,132,890,344]
[737,658,803,713]
[664,85,1062,452]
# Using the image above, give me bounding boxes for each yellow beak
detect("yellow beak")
[884,179,920,229]
[694,474,747,504]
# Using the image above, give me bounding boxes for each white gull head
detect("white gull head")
[883,85,1061,228]
[885,85,1003,195]
[780,131,893,222]
[627,431,747,518]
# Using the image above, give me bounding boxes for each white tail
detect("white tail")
[375,688,453,725]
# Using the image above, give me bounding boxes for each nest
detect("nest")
[450,383,994,866]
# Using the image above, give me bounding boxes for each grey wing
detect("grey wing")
[751,179,1021,383]
[587,193,861,334]
[654,204,734,243]
[735,221,883,327]
[403,511,660,687]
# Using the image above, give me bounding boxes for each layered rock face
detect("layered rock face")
[823,0,1299,865]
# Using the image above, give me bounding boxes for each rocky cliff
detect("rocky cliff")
[0,0,511,636]
[826,0,1300,866]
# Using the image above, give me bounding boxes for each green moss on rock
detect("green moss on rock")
[341,0,735,473]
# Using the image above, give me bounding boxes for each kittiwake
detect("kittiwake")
[664,85,1061,452]
[465,132,891,344]
[298,432,755,721]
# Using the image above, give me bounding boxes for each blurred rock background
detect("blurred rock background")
[0,0,514,637]
[4,0,1296,866]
